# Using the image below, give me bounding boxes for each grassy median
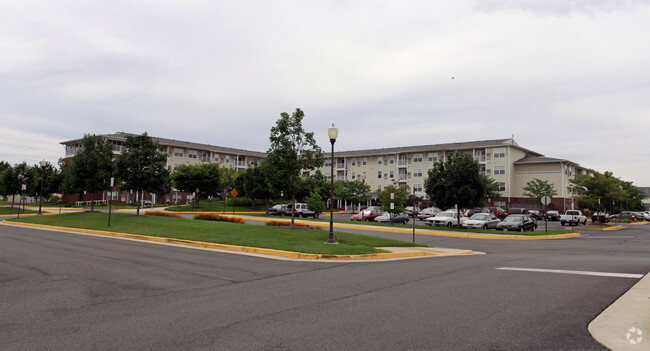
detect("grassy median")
[6,212,424,255]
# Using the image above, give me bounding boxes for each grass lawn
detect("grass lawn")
[6,212,424,255]
[0,207,38,215]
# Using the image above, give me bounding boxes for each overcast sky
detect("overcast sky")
[1,0,649,186]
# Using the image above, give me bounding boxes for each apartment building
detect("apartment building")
[61,133,587,212]
[315,138,588,212]
[61,132,265,205]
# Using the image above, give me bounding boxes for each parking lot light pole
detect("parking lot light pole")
[327,124,338,244]
[38,160,46,215]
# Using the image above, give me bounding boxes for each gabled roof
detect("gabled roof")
[61,132,267,158]
[513,155,580,167]
[332,138,542,158]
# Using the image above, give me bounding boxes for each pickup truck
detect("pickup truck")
[560,210,587,226]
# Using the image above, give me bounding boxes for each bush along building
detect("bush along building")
[61,133,587,212]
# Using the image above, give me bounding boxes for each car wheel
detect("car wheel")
[482,224,488,230]
[520,227,524,232]
[583,220,587,225]
[446,222,452,227]
[560,222,565,226]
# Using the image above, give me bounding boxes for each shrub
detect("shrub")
[194,213,245,224]
[146,211,183,218]
[265,220,322,230]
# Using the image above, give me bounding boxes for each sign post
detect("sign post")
[541,196,552,232]
[108,178,114,227]
[230,189,238,214]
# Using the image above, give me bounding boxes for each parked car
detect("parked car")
[462,213,501,230]
[507,208,529,216]
[496,214,537,232]
[614,211,644,221]
[417,207,441,220]
[424,211,467,227]
[546,210,560,221]
[591,212,611,223]
[643,212,650,221]
[487,207,507,220]
[465,207,491,217]
[350,208,383,221]
[283,202,316,218]
[375,212,410,224]
[404,206,420,216]
[528,210,542,220]
[266,204,286,216]
[560,210,587,226]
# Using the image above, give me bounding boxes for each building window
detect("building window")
[225,156,230,163]
[495,200,506,207]
[188,150,198,159]
[378,171,382,179]
[174,148,184,157]
[389,155,395,164]
[377,185,382,191]
[498,182,506,192]
[413,169,423,177]
[377,156,383,165]
[214,155,220,162]
[480,165,486,175]
[172,192,182,204]
[362,157,367,166]
[350,158,356,166]
[325,159,332,167]
[494,148,506,158]
[494,165,506,175]
[413,184,423,192]
[389,170,394,178]
[428,152,438,162]
[413,153,423,162]
[351,172,356,180]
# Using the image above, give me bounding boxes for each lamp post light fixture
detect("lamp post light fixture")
[327,124,338,244]
[38,159,47,215]
[280,191,284,217]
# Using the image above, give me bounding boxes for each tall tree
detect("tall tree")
[570,171,626,212]
[266,108,324,226]
[234,162,273,208]
[70,134,115,212]
[378,184,408,224]
[523,178,558,201]
[171,163,222,205]
[116,133,170,215]
[0,163,30,207]
[424,153,485,226]
[27,161,60,203]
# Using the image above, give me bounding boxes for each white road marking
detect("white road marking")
[582,236,635,239]
[496,267,644,279]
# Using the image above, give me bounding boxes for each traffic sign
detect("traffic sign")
[231,189,239,198]
[541,196,551,205]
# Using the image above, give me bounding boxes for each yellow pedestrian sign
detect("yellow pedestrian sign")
[231,189,239,198]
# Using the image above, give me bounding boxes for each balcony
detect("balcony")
[397,160,408,168]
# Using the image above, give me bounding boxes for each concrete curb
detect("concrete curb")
[589,272,650,350]
[1,221,475,261]
[603,225,625,231]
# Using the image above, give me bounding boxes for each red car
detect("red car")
[350,208,383,221]
[488,207,507,220]
[507,208,529,216]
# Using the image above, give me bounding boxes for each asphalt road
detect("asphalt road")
[1,220,648,350]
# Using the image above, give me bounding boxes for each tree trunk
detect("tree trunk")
[91,191,95,212]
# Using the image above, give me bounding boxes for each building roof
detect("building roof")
[513,155,576,165]
[61,132,267,158]
[331,138,543,158]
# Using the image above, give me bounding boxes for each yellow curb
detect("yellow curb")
[2,221,473,261]
[232,215,581,240]
[629,221,648,225]
[602,225,624,231]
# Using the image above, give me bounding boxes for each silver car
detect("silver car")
[462,213,501,229]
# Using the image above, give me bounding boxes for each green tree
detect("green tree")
[69,134,115,212]
[27,161,60,204]
[620,181,646,211]
[171,163,222,205]
[116,133,170,215]
[266,108,324,226]
[480,175,501,203]
[424,153,485,226]
[0,163,30,207]
[379,184,408,224]
[305,189,325,218]
[220,167,239,200]
[570,171,626,212]
[233,162,273,208]
[523,178,558,201]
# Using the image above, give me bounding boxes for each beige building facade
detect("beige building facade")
[62,133,587,212]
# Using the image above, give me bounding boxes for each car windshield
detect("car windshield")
[470,214,490,220]
[504,216,524,223]
[437,212,453,218]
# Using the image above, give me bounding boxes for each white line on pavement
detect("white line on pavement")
[496,267,644,279]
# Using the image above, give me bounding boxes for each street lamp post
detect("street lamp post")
[280,191,284,217]
[38,160,46,215]
[360,174,365,221]
[327,124,338,244]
